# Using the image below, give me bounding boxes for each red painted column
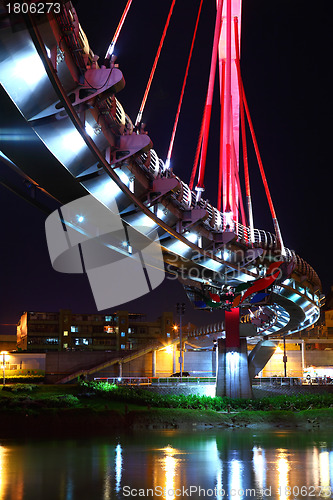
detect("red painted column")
[196,0,223,192]
[225,308,240,348]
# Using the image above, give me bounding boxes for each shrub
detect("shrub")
[39,394,80,408]
[10,384,38,393]
[2,384,38,392]
[78,381,333,412]
[2,376,44,384]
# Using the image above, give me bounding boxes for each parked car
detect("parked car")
[170,372,190,377]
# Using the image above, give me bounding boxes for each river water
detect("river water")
[1,429,333,499]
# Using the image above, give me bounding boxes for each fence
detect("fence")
[252,377,302,387]
[93,376,216,386]
[94,375,332,388]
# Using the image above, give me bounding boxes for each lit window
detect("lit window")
[166,332,170,337]
[74,338,90,346]
[105,315,111,322]
[121,332,126,337]
[128,328,132,333]
[63,343,68,349]
[71,326,78,332]
[63,331,68,336]
[121,344,126,349]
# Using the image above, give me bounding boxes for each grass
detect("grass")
[77,380,333,412]
[1,382,333,431]
[0,383,146,413]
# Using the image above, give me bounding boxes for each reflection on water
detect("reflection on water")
[163,446,177,500]
[115,443,122,494]
[277,451,289,500]
[1,430,333,499]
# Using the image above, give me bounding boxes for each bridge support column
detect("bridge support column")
[173,345,177,374]
[212,347,217,377]
[215,309,252,399]
[152,350,156,377]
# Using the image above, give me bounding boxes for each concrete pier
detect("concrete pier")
[152,350,156,377]
[215,338,253,398]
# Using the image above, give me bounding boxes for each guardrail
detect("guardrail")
[94,376,333,388]
[253,377,302,386]
[93,376,216,385]
[302,376,333,385]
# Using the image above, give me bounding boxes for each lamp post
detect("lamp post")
[1,351,8,386]
[283,334,287,377]
[176,303,185,381]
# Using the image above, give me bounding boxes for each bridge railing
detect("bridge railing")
[95,376,332,387]
[253,376,302,386]
[93,376,216,385]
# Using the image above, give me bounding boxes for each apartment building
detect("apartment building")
[17,309,174,352]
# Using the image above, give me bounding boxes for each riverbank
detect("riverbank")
[0,386,333,438]
[1,384,333,437]
[124,406,333,431]
[1,406,333,438]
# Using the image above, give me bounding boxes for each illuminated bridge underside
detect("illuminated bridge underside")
[0,4,322,339]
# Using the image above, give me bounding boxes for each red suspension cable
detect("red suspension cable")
[189,107,205,190]
[105,0,133,59]
[166,0,203,169]
[135,0,177,126]
[241,77,284,250]
[232,140,247,225]
[241,88,276,219]
[224,0,232,214]
[234,16,254,240]
[234,19,250,200]
[217,60,225,211]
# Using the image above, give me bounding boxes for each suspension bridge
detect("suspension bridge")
[0,0,323,397]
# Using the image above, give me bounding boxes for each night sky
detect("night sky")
[0,0,331,334]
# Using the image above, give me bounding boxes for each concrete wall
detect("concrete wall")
[93,350,215,379]
[44,349,182,381]
[95,349,179,379]
[37,345,333,383]
[9,353,45,370]
[183,351,214,377]
[305,350,333,367]
[3,352,45,371]
[262,348,333,378]
[45,351,121,382]
[263,350,302,377]
[143,385,216,397]
[0,335,17,352]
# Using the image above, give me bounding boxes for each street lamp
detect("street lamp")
[176,303,185,381]
[1,351,8,385]
[283,334,287,377]
[164,344,173,355]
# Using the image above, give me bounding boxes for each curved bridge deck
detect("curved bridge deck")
[0,3,322,339]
